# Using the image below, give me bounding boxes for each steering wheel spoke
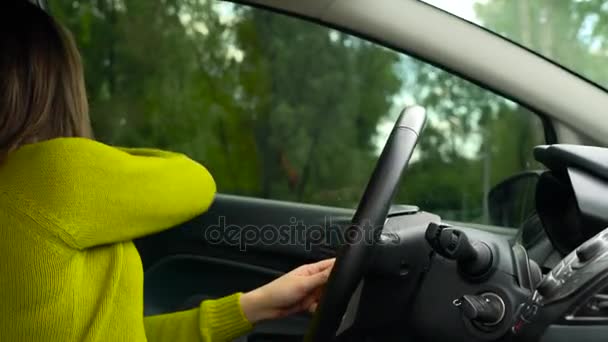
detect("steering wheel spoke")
[305,106,427,341]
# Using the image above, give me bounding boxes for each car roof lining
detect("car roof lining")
[237,0,608,146]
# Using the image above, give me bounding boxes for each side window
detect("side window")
[51,1,544,227]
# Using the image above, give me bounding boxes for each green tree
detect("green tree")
[50,1,402,207]
[50,0,550,225]
[475,0,608,87]
[395,39,543,223]
[233,9,401,204]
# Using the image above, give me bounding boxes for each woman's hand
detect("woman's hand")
[240,258,335,324]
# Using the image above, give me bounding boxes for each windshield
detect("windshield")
[423,0,608,90]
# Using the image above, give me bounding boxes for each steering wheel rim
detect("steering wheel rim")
[305,106,427,341]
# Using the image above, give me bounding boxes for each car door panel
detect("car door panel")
[135,194,353,272]
[136,194,353,340]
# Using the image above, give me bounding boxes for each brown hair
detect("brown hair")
[0,1,93,159]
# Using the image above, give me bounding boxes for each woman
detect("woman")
[0,1,334,341]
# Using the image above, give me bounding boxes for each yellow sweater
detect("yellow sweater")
[0,137,253,341]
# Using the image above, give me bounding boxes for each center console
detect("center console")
[513,228,608,341]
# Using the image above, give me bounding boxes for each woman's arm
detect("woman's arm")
[4,137,216,249]
[144,259,334,341]
[144,294,252,342]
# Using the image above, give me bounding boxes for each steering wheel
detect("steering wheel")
[305,106,427,341]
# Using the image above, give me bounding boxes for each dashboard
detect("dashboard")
[141,142,608,341]
[535,145,608,255]
[341,144,608,342]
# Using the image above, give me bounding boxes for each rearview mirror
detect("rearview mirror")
[488,172,541,228]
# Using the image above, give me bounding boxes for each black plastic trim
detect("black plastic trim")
[535,145,608,182]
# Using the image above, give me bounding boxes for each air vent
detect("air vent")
[566,290,608,322]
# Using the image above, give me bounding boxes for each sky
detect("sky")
[373,0,482,156]
[422,0,480,22]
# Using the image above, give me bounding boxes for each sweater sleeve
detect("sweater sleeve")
[3,138,216,249]
[144,293,253,342]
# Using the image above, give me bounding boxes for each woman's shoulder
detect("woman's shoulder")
[5,137,197,173]
[0,137,216,250]
[8,137,121,166]
[0,136,214,198]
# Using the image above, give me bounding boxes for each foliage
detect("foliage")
[49,0,551,225]
[474,0,608,88]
